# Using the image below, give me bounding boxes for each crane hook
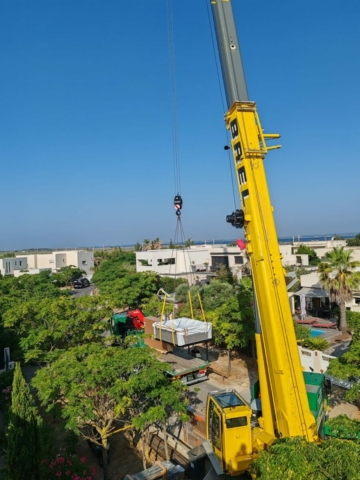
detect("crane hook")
[174,194,183,216]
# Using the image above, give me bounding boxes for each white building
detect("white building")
[279,244,309,267]
[15,250,94,275]
[0,257,27,276]
[299,270,360,314]
[136,245,248,285]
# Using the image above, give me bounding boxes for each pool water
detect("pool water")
[311,328,325,337]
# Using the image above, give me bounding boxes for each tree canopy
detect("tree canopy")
[33,344,187,480]
[51,265,85,287]
[296,244,320,266]
[347,233,360,247]
[99,272,161,309]
[6,363,43,480]
[318,247,360,332]
[4,296,112,363]
[251,436,360,480]
[92,248,136,284]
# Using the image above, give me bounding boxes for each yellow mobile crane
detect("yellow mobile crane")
[204,1,330,475]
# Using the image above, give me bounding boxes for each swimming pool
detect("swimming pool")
[311,328,325,337]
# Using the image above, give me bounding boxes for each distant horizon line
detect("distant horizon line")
[0,232,357,253]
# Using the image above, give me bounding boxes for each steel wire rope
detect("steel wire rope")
[167,0,196,295]
[205,0,237,211]
[178,217,195,291]
[167,0,181,195]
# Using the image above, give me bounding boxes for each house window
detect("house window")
[296,256,302,264]
[158,258,175,266]
[138,259,151,267]
[354,298,360,305]
[82,260,87,265]
[19,261,22,266]
[15,261,17,266]
[234,256,244,265]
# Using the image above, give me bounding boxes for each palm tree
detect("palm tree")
[142,239,150,251]
[185,238,194,248]
[153,238,162,250]
[318,247,360,333]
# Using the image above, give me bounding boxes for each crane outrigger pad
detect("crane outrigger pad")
[153,317,212,346]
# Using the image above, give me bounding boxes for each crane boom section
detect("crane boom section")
[226,101,316,440]
[211,0,317,441]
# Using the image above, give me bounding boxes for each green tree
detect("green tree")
[325,415,360,440]
[159,276,187,294]
[347,233,360,247]
[143,239,150,251]
[327,340,360,402]
[92,250,136,285]
[153,238,162,250]
[141,295,173,317]
[6,363,43,480]
[175,280,234,317]
[251,436,360,480]
[169,239,175,249]
[215,264,236,285]
[0,270,65,316]
[100,272,161,309]
[296,244,320,266]
[33,344,187,480]
[134,242,142,251]
[185,238,194,247]
[209,285,255,374]
[51,265,85,287]
[4,296,112,363]
[293,321,311,342]
[201,280,234,311]
[318,247,360,332]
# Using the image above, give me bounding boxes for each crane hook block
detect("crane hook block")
[174,195,183,215]
[226,209,244,229]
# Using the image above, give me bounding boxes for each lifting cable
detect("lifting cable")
[167,0,181,196]
[205,0,237,212]
[166,0,195,290]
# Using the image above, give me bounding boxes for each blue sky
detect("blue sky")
[1,0,359,250]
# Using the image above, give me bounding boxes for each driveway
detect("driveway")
[71,284,96,298]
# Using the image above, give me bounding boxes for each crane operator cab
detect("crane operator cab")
[206,389,253,476]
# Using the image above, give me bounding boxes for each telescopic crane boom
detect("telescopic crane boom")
[205,1,327,475]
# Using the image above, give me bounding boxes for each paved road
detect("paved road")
[71,284,96,297]
[189,374,252,415]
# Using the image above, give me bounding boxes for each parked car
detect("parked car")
[73,277,90,289]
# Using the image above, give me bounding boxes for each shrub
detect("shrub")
[304,337,330,351]
[293,322,311,342]
[0,369,14,411]
[41,454,95,480]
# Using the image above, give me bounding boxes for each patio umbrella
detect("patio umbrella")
[300,294,306,320]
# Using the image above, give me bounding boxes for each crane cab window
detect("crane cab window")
[211,410,221,451]
[226,417,248,429]
[213,392,244,409]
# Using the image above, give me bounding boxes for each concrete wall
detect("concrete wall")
[279,245,309,266]
[57,250,93,275]
[136,245,248,284]
[136,248,210,276]
[15,250,94,275]
[14,268,51,278]
[0,257,28,276]
[300,272,322,289]
[36,254,56,270]
[54,253,67,270]
[298,346,335,373]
